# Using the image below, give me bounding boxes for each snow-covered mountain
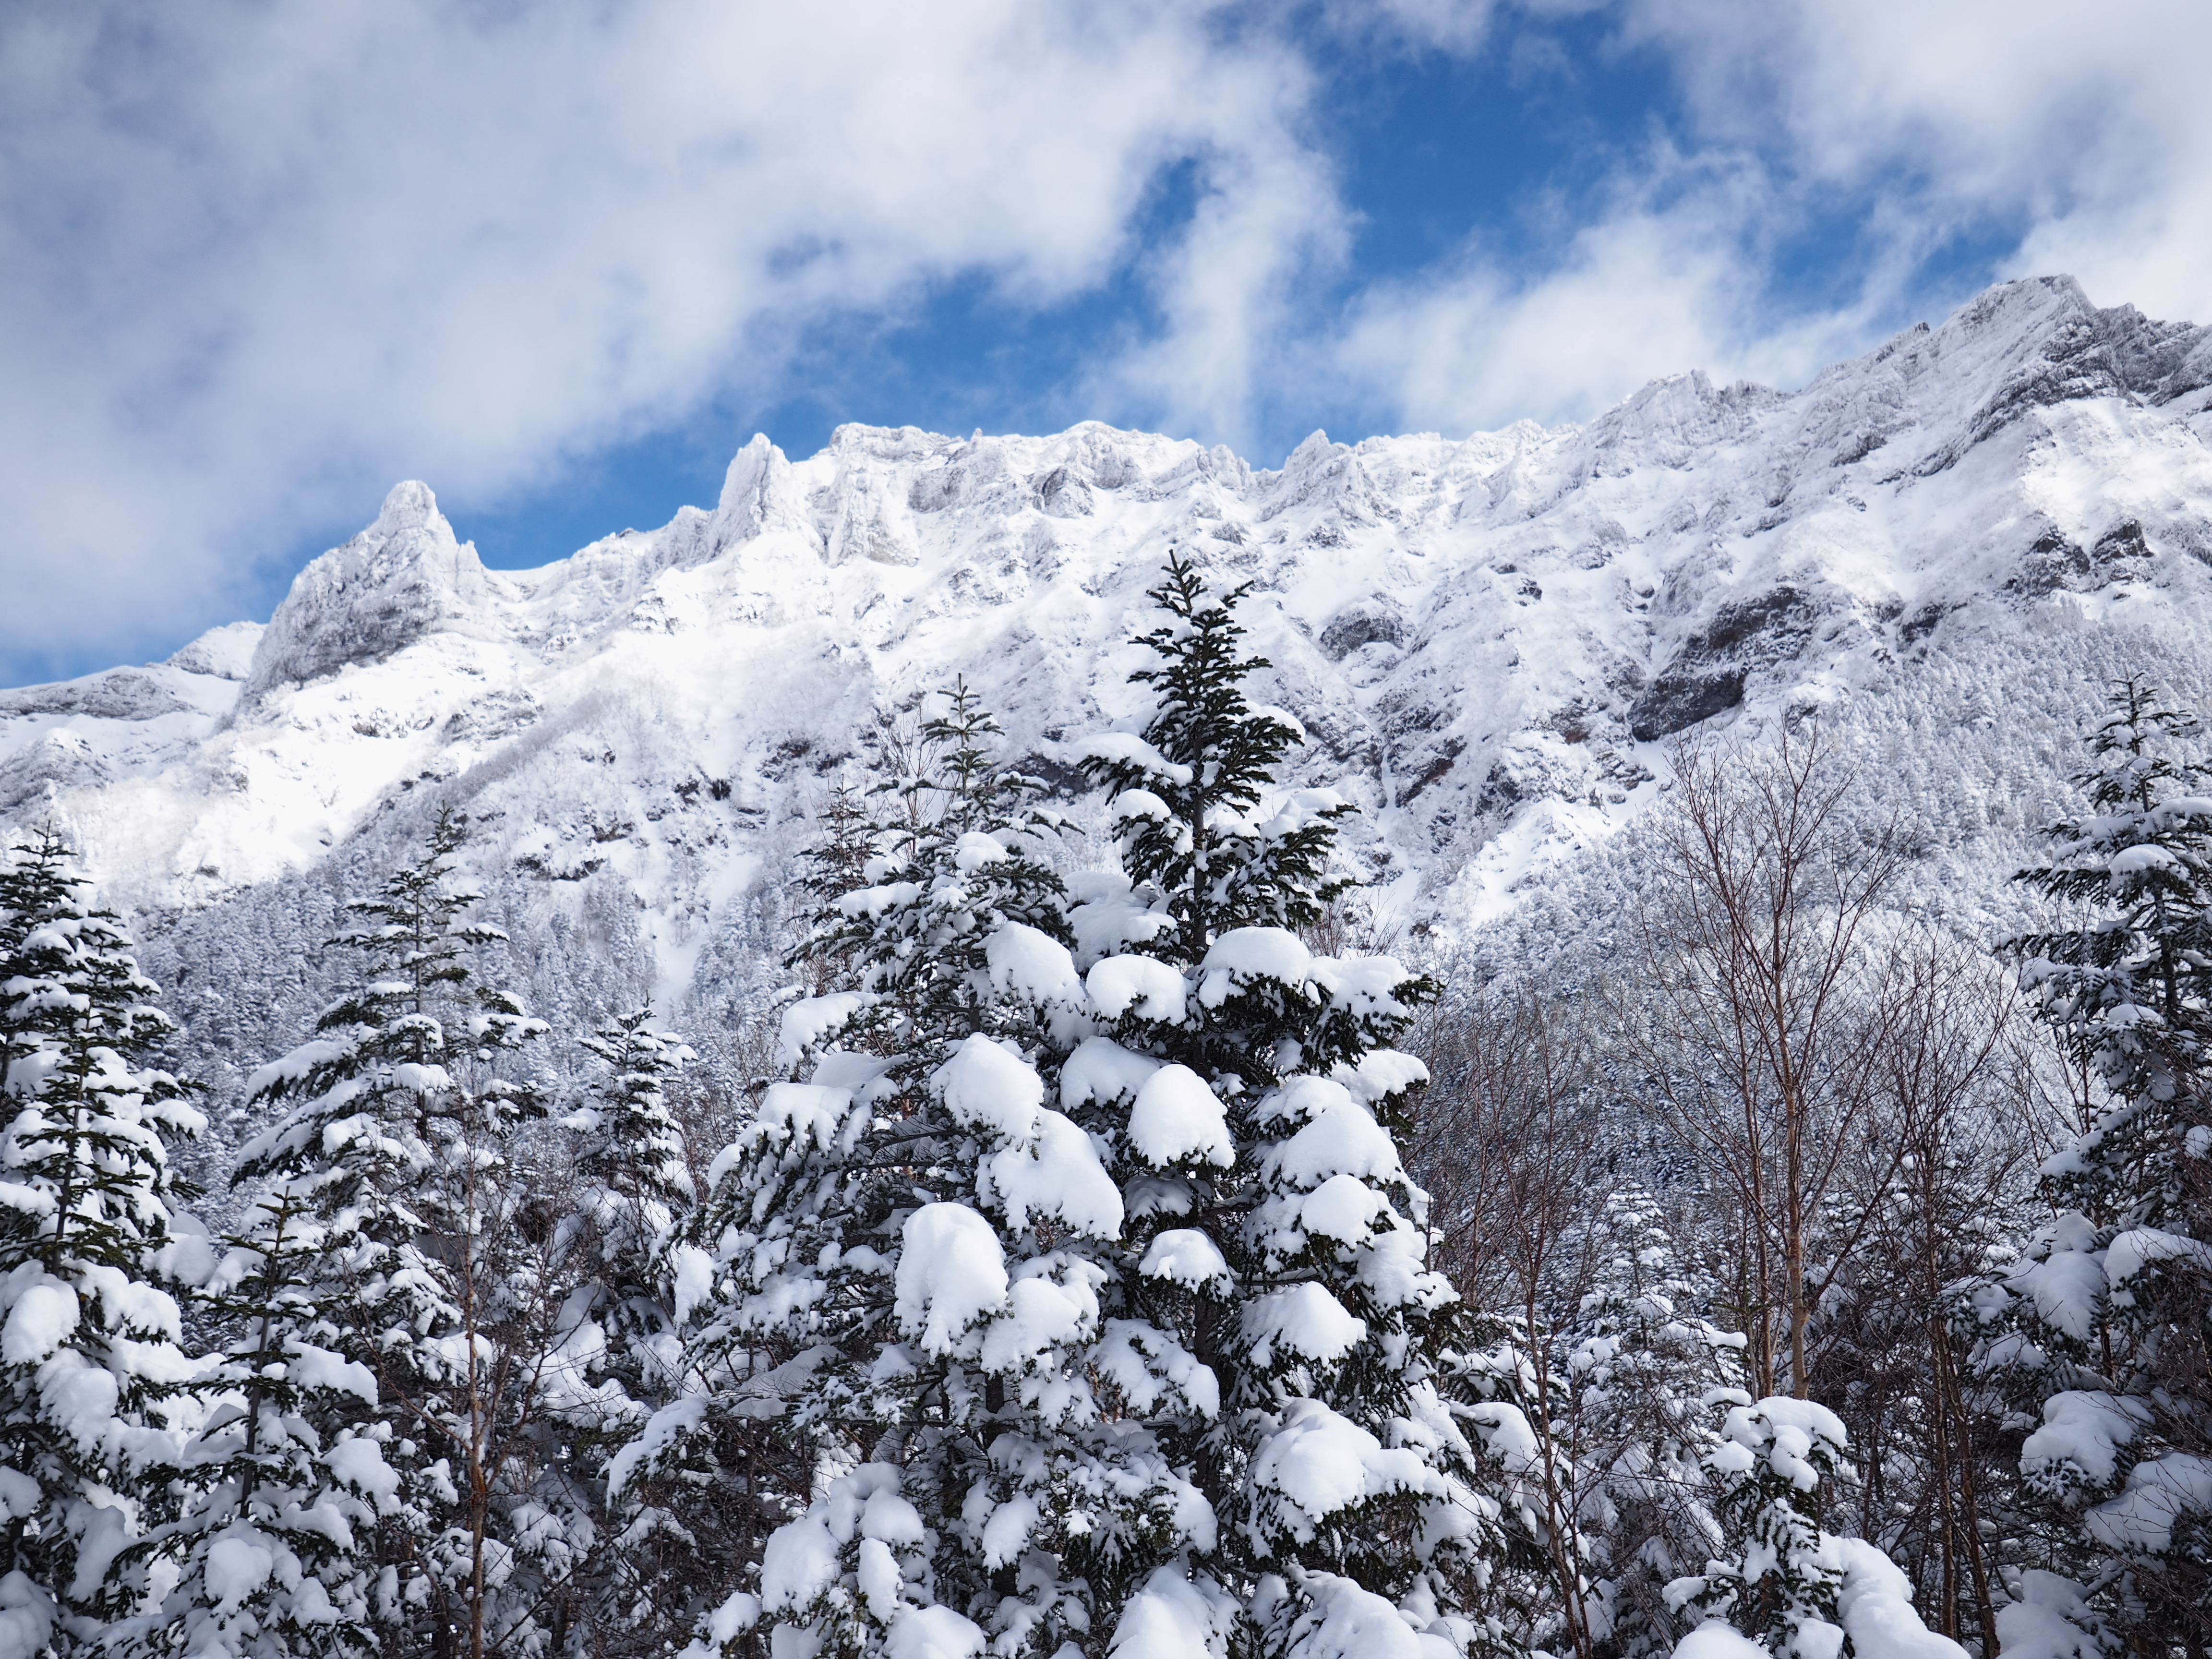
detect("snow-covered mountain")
[8,273,2212,1106]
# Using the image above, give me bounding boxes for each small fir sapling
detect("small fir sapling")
[1665,1397,1972,1659]
[1667,1399,1848,1659]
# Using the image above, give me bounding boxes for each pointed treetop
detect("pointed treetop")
[1081,552,1350,962]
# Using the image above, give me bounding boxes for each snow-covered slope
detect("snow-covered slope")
[8,274,2212,1102]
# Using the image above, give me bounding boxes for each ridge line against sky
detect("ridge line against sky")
[3,0,2208,686]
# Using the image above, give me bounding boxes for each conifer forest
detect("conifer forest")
[3,556,2209,1659]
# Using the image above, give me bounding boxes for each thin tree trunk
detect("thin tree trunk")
[464,1141,489,1659]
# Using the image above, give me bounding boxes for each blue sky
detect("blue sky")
[4,0,2208,683]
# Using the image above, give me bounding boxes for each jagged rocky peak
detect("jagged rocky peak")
[710,433,816,552]
[242,480,497,697]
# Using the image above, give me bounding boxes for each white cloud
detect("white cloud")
[1617,0,2212,321]
[1333,169,1745,433]
[1093,96,1352,447]
[0,0,1336,675]
[1314,0,2212,445]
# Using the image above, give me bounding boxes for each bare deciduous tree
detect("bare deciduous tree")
[1622,720,1911,1399]
[1417,982,1614,1659]
[1820,929,2034,1654]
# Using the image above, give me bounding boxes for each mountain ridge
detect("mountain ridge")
[5,272,2212,1101]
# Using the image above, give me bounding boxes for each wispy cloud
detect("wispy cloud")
[1293,0,2212,446]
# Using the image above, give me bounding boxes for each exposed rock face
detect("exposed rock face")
[1629,587,1824,739]
[2,274,2210,1086]
[0,669,191,723]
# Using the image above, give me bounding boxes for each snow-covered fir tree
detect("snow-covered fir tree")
[0,830,204,1655]
[554,1006,709,1656]
[661,678,1210,1659]
[663,557,1523,1659]
[1997,676,2212,1656]
[563,1007,695,1396]
[1483,1188,1747,1659]
[1663,1395,1975,1659]
[110,1178,386,1659]
[1074,553,1514,1658]
[229,807,570,1659]
[1666,1398,1847,1659]
[2011,673,2212,1105]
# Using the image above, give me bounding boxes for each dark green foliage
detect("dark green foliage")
[1079,553,1351,964]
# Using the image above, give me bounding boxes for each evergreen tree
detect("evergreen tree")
[564,1006,695,1382]
[231,808,565,1659]
[789,780,878,997]
[664,681,1207,1659]
[1073,555,1504,1657]
[110,1180,388,1659]
[0,830,204,1653]
[1666,1398,1847,1659]
[1079,556,1351,963]
[1486,1189,1746,1659]
[669,564,1524,1658]
[2011,674,2212,1104]
[816,678,1076,1052]
[555,1007,707,1657]
[1998,675,2212,1656]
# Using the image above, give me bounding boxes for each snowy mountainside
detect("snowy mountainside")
[6,272,2212,1112]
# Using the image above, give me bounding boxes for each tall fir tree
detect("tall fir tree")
[1998,676,2212,1656]
[110,1179,388,1659]
[554,1006,707,1657]
[1074,554,1507,1658]
[0,830,204,1653]
[230,807,566,1659]
[664,562,1531,1659]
